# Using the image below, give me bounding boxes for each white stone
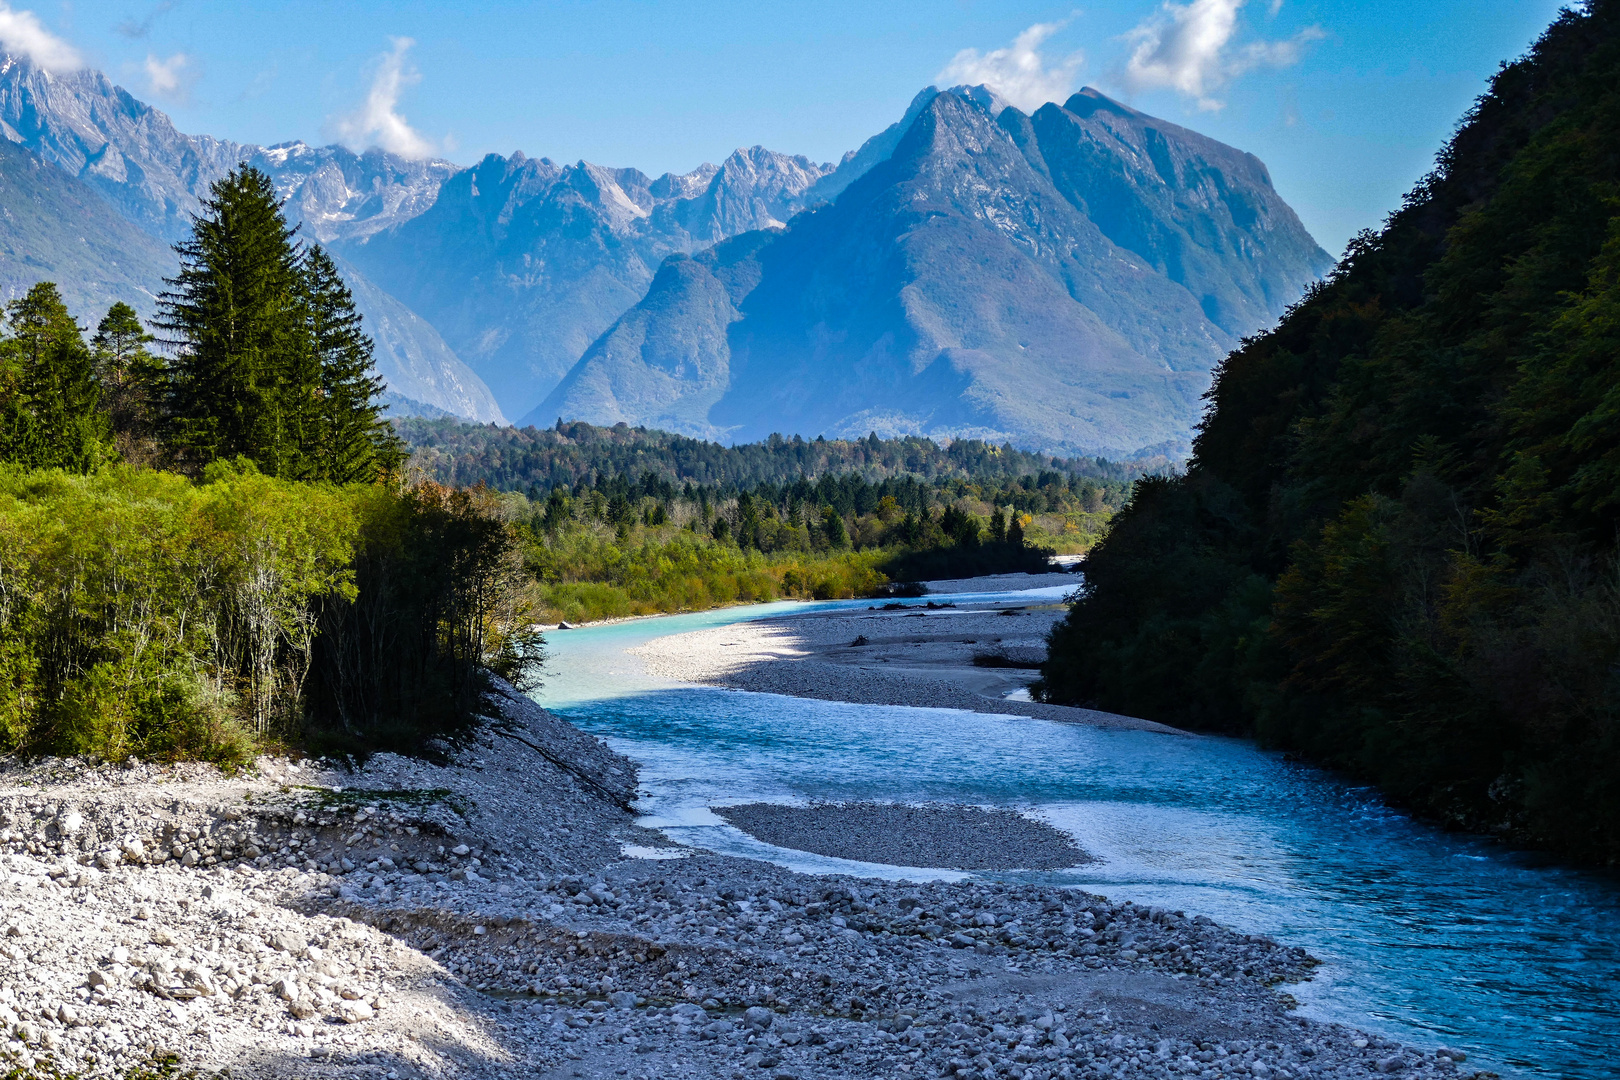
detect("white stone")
[339,1001,374,1024]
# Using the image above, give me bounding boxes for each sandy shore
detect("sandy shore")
[631,586,1181,733]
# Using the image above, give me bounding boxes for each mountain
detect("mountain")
[530,88,1333,457]
[337,147,836,416]
[248,141,459,244]
[0,55,504,423]
[0,135,174,316]
[0,55,243,241]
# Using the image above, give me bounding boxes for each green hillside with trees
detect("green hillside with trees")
[507,467,1119,623]
[394,401,1146,625]
[1040,2,1620,864]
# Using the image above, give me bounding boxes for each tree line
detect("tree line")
[0,167,533,765]
[397,416,1168,494]
[1040,2,1620,865]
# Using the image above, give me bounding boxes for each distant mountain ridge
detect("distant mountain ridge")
[531,87,1333,458]
[0,54,1332,454]
[336,145,839,414]
[0,53,858,425]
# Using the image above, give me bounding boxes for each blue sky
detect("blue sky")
[28,0,1570,255]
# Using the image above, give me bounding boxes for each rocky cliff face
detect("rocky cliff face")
[1029,88,1329,337]
[339,147,835,416]
[0,55,244,241]
[531,89,1333,458]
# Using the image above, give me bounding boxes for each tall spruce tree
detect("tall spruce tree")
[158,166,310,475]
[158,167,400,482]
[301,246,404,482]
[0,283,109,471]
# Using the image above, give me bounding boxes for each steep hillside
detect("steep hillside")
[1041,2,1620,863]
[533,89,1331,457]
[0,136,173,317]
[339,148,835,415]
[0,55,244,240]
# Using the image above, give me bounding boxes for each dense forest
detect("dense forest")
[1041,2,1620,864]
[394,408,1138,624]
[396,416,1168,494]
[506,467,1120,623]
[0,167,535,765]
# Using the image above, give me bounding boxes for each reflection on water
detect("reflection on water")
[533,595,1620,1079]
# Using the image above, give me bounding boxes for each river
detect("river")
[532,588,1620,1079]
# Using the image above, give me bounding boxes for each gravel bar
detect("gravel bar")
[715,801,1092,870]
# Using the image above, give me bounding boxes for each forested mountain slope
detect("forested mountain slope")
[535,88,1331,458]
[1041,1,1620,864]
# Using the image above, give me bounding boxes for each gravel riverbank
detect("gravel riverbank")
[0,675,1490,1079]
[714,803,1091,871]
[629,599,1178,732]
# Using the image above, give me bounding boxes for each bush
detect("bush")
[0,465,538,764]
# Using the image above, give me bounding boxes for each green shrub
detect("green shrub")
[0,465,537,764]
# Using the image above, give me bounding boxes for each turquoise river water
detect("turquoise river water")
[532,588,1620,1079]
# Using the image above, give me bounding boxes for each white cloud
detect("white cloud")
[936,21,1083,115]
[143,51,187,96]
[0,2,82,71]
[1124,0,1321,111]
[328,36,435,159]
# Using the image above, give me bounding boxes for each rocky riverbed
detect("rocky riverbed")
[0,678,1491,1079]
[629,598,1177,731]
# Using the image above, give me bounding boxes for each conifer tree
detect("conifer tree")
[0,283,109,471]
[158,166,308,475]
[91,302,166,461]
[158,168,400,483]
[300,246,404,482]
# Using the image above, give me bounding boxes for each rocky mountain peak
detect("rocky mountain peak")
[534,83,1332,456]
[0,52,243,239]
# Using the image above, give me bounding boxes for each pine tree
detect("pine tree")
[157,168,401,483]
[300,246,404,482]
[0,283,109,471]
[91,302,166,461]
[157,166,309,475]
